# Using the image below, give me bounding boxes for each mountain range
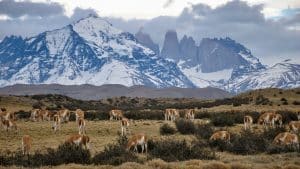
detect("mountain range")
[0,14,299,93]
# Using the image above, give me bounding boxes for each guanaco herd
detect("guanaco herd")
[1,107,300,155]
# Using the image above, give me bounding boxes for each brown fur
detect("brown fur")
[184,109,195,120]
[78,118,86,135]
[273,132,299,148]
[75,109,85,122]
[289,121,300,133]
[210,131,230,143]
[109,109,123,120]
[164,108,179,121]
[52,115,61,133]
[22,135,32,155]
[127,133,148,153]
[1,118,17,132]
[66,134,90,149]
[121,117,130,136]
[258,112,282,128]
[244,115,253,130]
[57,109,70,123]
[1,110,15,121]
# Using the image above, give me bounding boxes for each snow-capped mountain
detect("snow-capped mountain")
[0,15,195,88]
[227,61,300,93]
[0,15,299,93]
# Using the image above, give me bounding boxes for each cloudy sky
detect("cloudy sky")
[0,0,299,65]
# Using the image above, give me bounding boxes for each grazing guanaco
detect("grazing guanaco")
[75,109,85,122]
[184,109,195,120]
[244,115,253,130]
[288,121,300,133]
[66,134,90,149]
[209,131,231,143]
[52,114,61,133]
[164,109,179,121]
[58,109,71,123]
[273,132,299,149]
[22,135,32,155]
[109,109,123,120]
[121,117,130,136]
[126,133,148,153]
[78,117,86,135]
[258,112,282,128]
[1,118,17,132]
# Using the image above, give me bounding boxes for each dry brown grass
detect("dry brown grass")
[0,95,33,113]
[0,119,165,154]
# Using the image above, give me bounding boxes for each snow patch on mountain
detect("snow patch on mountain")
[228,62,300,93]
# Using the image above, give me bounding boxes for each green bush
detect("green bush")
[84,111,109,120]
[293,101,300,105]
[276,111,298,124]
[195,111,211,119]
[211,113,234,127]
[195,123,214,140]
[92,136,138,165]
[175,119,196,134]
[149,139,216,162]
[15,110,31,119]
[209,139,232,152]
[267,144,300,154]
[0,143,91,167]
[228,131,267,154]
[261,127,286,141]
[124,110,164,120]
[160,123,176,135]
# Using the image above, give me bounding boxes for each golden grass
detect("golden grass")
[0,95,33,113]
[0,119,299,169]
[0,119,166,154]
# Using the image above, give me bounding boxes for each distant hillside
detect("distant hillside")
[236,87,300,105]
[0,84,231,100]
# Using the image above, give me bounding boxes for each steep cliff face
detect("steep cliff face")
[135,29,160,55]
[179,35,198,67]
[160,30,181,61]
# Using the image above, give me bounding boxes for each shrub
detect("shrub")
[175,119,196,134]
[267,144,300,154]
[15,110,31,119]
[228,131,267,154]
[276,111,298,124]
[255,95,270,105]
[149,139,216,162]
[195,111,211,119]
[84,111,109,120]
[261,127,286,141]
[281,98,287,102]
[293,101,300,105]
[160,123,176,135]
[0,143,91,167]
[211,113,234,127]
[92,136,138,165]
[209,139,232,152]
[195,123,214,140]
[124,110,164,120]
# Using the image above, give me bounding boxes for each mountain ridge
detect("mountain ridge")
[0,84,231,100]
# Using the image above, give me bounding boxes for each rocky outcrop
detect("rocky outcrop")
[160,30,181,61]
[135,29,160,55]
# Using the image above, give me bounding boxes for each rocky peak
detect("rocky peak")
[179,35,198,65]
[160,30,181,61]
[135,28,160,55]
